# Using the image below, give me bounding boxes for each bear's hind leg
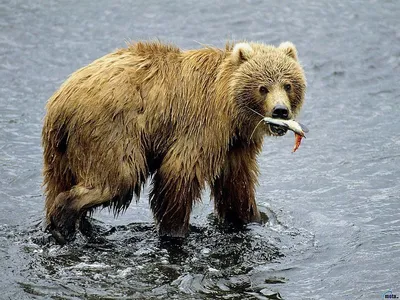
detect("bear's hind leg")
[46,185,112,244]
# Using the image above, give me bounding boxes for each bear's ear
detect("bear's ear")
[232,43,254,64]
[279,41,298,61]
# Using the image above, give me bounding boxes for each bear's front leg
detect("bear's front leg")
[150,155,203,238]
[212,142,261,227]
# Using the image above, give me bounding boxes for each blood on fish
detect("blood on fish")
[292,133,303,153]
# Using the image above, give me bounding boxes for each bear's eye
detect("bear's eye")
[259,86,269,95]
[284,83,292,92]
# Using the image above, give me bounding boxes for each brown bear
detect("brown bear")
[42,41,306,244]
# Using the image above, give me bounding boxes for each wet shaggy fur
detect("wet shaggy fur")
[42,41,306,243]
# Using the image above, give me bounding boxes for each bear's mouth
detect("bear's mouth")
[269,124,288,136]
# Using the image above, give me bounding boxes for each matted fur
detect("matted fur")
[42,41,306,243]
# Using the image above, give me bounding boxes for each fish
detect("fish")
[263,117,309,152]
[292,133,303,153]
[263,117,309,137]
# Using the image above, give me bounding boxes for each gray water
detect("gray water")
[1,0,399,299]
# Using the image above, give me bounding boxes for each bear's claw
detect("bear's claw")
[46,205,79,245]
[46,223,76,245]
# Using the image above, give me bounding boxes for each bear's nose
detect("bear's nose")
[272,105,289,119]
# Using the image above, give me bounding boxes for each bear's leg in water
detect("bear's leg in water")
[212,143,261,226]
[46,185,113,244]
[149,152,203,238]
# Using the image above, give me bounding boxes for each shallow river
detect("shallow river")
[1,1,399,299]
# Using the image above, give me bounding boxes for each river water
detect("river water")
[1,1,399,299]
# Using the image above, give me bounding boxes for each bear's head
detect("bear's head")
[229,41,306,137]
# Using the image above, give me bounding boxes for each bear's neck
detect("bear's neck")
[180,48,257,148]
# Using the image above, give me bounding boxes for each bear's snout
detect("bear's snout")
[272,104,289,119]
